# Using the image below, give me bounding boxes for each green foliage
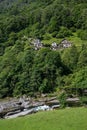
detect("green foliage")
[77,30,87,40]
[71,67,87,89]
[0,0,87,42]
[58,91,67,108]
[43,33,52,40]
[30,48,64,94]
[80,96,87,105]
[62,67,87,97]
[56,27,73,38]
[62,45,79,70]
[0,0,87,98]
[78,49,87,68]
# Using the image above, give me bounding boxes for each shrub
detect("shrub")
[77,30,87,40]
[56,27,73,38]
[43,33,52,40]
[58,91,67,108]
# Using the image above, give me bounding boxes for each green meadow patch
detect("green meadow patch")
[42,32,87,47]
[0,107,87,130]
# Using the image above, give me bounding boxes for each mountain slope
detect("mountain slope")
[0,0,87,98]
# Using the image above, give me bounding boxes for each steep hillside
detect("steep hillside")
[0,0,87,98]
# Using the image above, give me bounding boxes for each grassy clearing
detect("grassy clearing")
[42,38,62,45]
[68,33,87,46]
[0,107,87,130]
[42,32,87,47]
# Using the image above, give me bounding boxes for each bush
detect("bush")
[52,31,58,37]
[80,96,87,106]
[43,33,52,40]
[77,30,87,40]
[56,27,73,38]
[58,91,67,108]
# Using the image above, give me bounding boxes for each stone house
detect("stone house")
[58,39,72,48]
[51,42,58,50]
[32,39,43,50]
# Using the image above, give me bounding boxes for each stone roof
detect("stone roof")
[58,39,72,48]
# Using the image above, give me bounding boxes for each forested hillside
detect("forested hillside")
[0,0,87,99]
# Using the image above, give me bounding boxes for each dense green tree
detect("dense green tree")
[78,49,87,68]
[62,45,79,71]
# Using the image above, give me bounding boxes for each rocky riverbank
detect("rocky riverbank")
[0,96,81,119]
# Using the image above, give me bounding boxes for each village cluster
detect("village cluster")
[32,39,72,50]
[22,36,72,50]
